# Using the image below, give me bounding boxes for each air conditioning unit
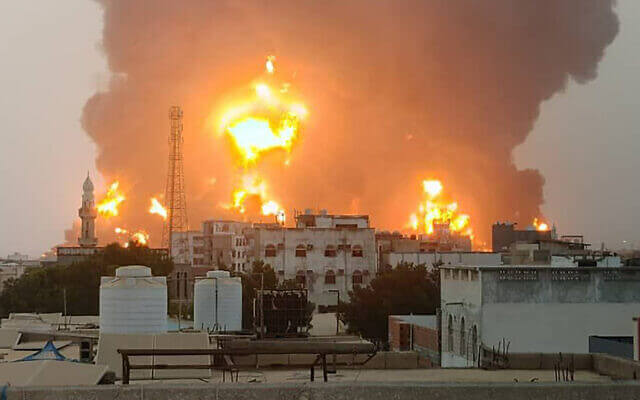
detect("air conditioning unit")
[338,269,345,276]
[277,243,285,250]
[306,269,313,275]
[363,270,370,276]
[277,270,285,275]
[307,244,314,250]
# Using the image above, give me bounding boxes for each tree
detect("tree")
[337,262,439,348]
[0,242,174,318]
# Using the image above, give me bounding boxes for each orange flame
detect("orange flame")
[214,57,306,223]
[149,197,168,220]
[225,174,285,219]
[409,179,473,238]
[266,55,275,74]
[97,181,125,217]
[533,218,549,231]
[130,230,149,246]
[217,58,307,166]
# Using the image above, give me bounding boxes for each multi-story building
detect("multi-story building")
[491,222,554,252]
[171,231,207,266]
[171,220,252,271]
[376,231,479,271]
[440,264,640,367]
[252,211,377,310]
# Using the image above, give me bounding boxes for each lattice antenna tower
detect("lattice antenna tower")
[162,106,189,252]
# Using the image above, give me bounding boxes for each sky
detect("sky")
[0,1,638,257]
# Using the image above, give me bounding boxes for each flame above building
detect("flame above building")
[533,218,549,231]
[409,179,473,239]
[215,56,307,222]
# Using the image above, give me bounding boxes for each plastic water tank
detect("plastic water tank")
[194,270,242,332]
[99,265,167,334]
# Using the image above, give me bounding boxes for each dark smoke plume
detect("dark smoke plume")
[83,0,618,246]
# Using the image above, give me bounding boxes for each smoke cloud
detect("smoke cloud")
[82,1,618,247]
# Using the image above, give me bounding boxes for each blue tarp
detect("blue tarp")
[18,340,68,362]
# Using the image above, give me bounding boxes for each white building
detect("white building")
[440,265,640,367]
[253,212,377,310]
[171,231,206,266]
[171,220,252,271]
[202,220,251,272]
[385,251,501,270]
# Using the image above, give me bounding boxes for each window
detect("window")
[325,270,336,284]
[351,245,363,257]
[352,270,363,286]
[447,315,453,352]
[295,244,307,257]
[324,245,337,257]
[265,244,276,257]
[460,317,466,356]
[471,325,478,362]
[296,270,306,287]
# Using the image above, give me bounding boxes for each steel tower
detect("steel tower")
[162,106,189,252]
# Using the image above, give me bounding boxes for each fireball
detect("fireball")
[214,57,307,223]
[226,174,284,219]
[97,181,125,217]
[409,179,473,239]
[130,230,149,246]
[149,197,168,220]
[533,218,549,231]
[218,58,307,166]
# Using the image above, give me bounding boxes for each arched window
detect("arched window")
[324,245,337,257]
[295,244,307,257]
[324,269,336,284]
[296,270,306,287]
[460,317,466,356]
[471,325,478,362]
[447,315,453,352]
[265,244,276,257]
[351,245,363,257]
[352,270,363,286]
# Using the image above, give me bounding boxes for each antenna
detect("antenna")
[162,106,189,256]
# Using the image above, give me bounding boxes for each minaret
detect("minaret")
[78,172,98,247]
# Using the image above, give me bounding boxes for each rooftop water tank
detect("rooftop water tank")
[194,270,242,332]
[99,265,167,334]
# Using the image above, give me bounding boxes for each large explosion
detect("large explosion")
[80,1,618,247]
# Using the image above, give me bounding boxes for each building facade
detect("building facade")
[440,265,640,367]
[170,220,251,271]
[252,212,377,309]
[491,222,553,252]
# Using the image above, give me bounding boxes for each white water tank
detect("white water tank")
[194,270,242,332]
[99,265,167,334]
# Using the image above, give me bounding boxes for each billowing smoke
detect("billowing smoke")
[82,0,618,247]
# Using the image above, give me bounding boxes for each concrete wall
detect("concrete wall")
[254,227,377,308]
[440,266,640,367]
[441,267,482,367]
[481,303,640,354]
[8,382,640,400]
